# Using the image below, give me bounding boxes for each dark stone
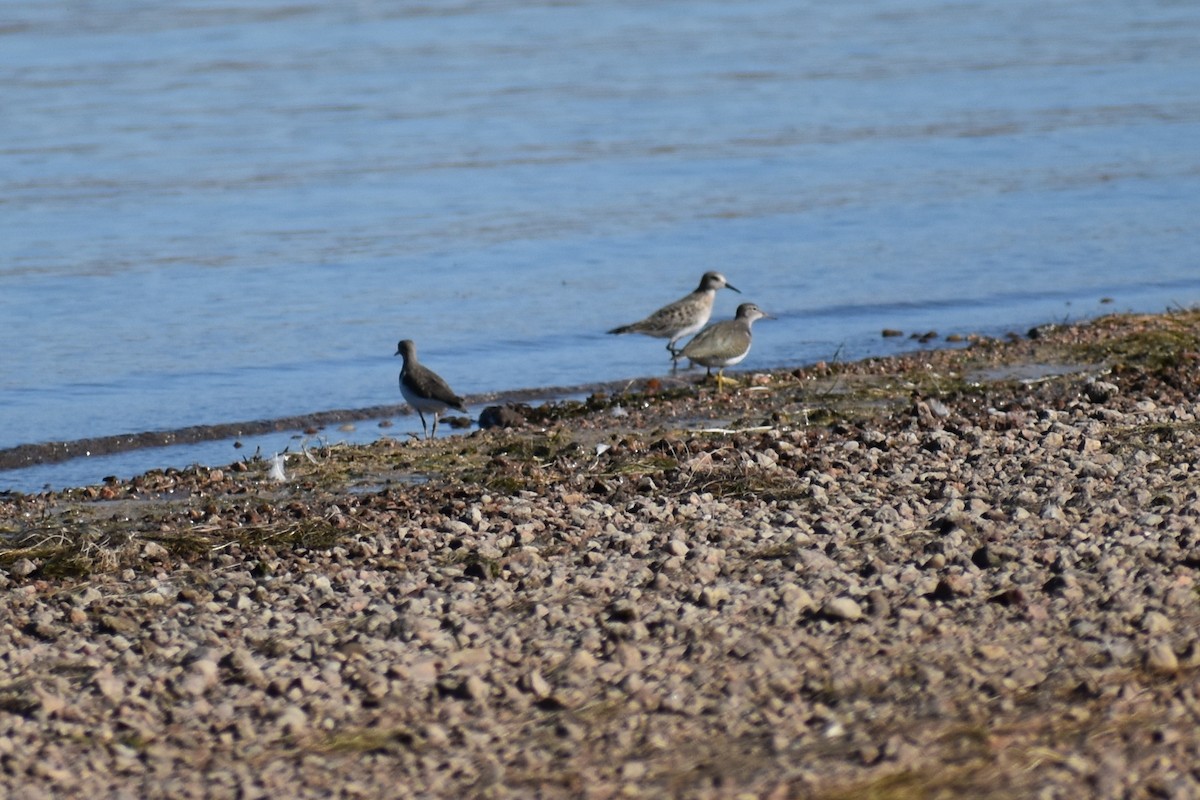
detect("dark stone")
[988,587,1028,607]
[478,404,530,430]
[971,545,1003,569]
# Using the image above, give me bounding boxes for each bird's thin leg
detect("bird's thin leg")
[431,414,439,439]
[668,340,685,372]
[417,411,429,439]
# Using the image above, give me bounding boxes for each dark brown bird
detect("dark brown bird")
[395,339,468,438]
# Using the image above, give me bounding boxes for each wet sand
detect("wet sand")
[1,310,1199,798]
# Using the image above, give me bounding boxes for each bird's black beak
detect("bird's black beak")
[727,283,742,294]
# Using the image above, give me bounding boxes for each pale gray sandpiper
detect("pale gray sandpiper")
[678,302,772,390]
[607,271,740,359]
[395,339,468,439]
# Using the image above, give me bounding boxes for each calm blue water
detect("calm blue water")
[2,0,1199,491]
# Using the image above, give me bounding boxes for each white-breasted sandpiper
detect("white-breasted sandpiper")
[395,339,468,439]
[678,302,771,390]
[607,271,740,360]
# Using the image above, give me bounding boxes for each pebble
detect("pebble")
[276,706,308,735]
[822,597,863,621]
[526,670,552,699]
[1141,611,1173,635]
[181,659,220,696]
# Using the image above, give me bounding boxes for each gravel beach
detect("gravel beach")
[2,311,1199,799]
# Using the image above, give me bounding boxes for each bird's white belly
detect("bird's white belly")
[400,380,451,414]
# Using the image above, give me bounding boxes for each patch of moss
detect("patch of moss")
[1109,420,1200,466]
[310,726,419,754]
[234,519,346,550]
[459,552,502,581]
[572,698,626,724]
[36,553,96,580]
[0,686,38,717]
[747,542,800,562]
[1073,317,1200,372]
[602,454,678,477]
[819,767,987,800]
[116,732,155,751]
[0,542,64,569]
[689,471,811,502]
[801,407,846,427]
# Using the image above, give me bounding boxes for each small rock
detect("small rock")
[74,586,104,607]
[464,675,488,702]
[181,659,220,696]
[407,660,438,686]
[1141,611,1173,635]
[570,650,598,672]
[277,705,308,735]
[526,670,552,699]
[8,558,37,578]
[989,588,1028,607]
[926,575,972,601]
[701,586,730,608]
[423,724,450,747]
[93,667,124,702]
[822,597,862,622]
[779,584,816,614]
[1084,381,1119,403]
[616,642,643,671]
[33,687,66,717]
[1145,642,1178,673]
[1177,640,1200,668]
[226,648,268,689]
[866,589,891,618]
[977,644,1007,661]
[1042,574,1083,601]
[1041,432,1064,449]
[140,541,170,561]
[479,404,530,429]
[971,545,1004,569]
[99,614,140,637]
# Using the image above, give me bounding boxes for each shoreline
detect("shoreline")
[0,306,1159,480]
[1,309,1199,797]
[0,354,948,483]
[0,371,751,475]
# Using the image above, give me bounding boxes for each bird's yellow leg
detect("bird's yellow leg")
[714,369,741,391]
